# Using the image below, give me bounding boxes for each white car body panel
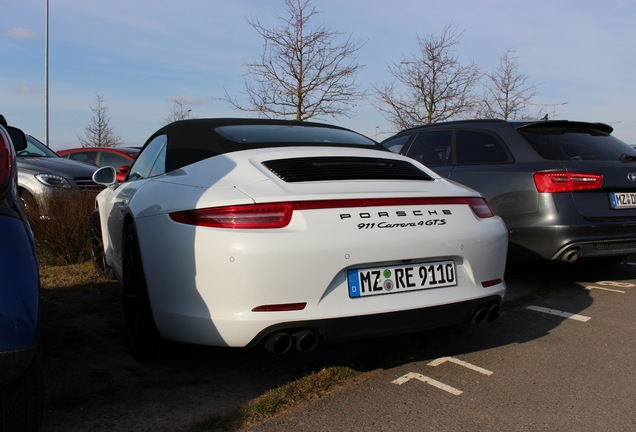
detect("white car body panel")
[94,121,508,350]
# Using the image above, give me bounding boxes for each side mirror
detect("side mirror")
[92,166,117,185]
[5,126,27,152]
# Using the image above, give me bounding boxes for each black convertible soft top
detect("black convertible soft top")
[147,118,384,172]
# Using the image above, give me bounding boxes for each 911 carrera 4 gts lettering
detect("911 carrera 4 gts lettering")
[357,219,446,229]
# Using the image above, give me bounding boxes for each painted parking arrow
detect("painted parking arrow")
[392,372,463,395]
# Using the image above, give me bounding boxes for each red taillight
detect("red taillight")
[465,197,495,218]
[169,196,496,229]
[533,171,603,193]
[170,202,293,229]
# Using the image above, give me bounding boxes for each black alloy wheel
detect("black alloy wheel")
[88,210,114,279]
[19,190,40,219]
[122,223,164,357]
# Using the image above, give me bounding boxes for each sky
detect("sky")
[2,0,636,150]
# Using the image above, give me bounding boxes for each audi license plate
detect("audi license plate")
[610,192,636,209]
[347,260,456,298]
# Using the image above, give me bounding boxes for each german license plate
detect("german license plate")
[347,260,456,298]
[610,192,636,209]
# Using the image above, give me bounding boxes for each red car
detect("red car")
[58,147,139,182]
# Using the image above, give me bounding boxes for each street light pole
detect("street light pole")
[44,0,49,146]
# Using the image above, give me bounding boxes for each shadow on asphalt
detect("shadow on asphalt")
[39,259,636,431]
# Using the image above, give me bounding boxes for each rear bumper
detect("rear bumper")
[247,294,503,347]
[508,222,636,261]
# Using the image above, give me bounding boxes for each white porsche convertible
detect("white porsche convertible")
[90,118,507,356]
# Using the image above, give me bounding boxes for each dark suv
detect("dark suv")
[0,116,43,430]
[382,119,636,263]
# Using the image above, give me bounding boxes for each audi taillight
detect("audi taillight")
[533,171,603,193]
[169,196,496,229]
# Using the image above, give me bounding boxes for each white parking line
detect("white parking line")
[392,372,463,395]
[585,285,626,293]
[427,356,493,375]
[595,281,635,288]
[526,305,591,322]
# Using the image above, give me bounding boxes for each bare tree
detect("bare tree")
[373,23,481,129]
[476,48,539,120]
[78,94,122,147]
[224,0,365,121]
[163,96,195,124]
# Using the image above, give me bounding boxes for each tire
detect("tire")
[88,209,115,279]
[19,191,40,220]
[123,223,165,357]
[0,348,43,432]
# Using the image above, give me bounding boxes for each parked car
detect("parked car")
[3,127,101,216]
[0,116,43,430]
[91,118,507,357]
[58,146,139,182]
[382,119,636,263]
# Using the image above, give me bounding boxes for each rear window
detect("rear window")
[215,125,376,146]
[519,126,635,161]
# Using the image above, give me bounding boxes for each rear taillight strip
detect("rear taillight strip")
[169,196,495,229]
[0,130,12,191]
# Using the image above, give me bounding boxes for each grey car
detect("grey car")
[382,119,636,263]
[6,131,101,215]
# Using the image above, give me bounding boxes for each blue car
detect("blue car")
[0,116,43,430]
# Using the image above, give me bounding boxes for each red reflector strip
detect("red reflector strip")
[291,197,487,211]
[481,278,502,288]
[169,196,495,229]
[533,171,603,193]
[252,303,307,312]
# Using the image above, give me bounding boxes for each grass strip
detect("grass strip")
[189,366,364,431]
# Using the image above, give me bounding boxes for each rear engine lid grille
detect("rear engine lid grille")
[263,157,433,183]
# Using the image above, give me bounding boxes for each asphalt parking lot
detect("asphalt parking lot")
[242,260,636,431]
[39,259,636,431]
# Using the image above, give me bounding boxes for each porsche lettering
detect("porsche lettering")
[340,209,452,220]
